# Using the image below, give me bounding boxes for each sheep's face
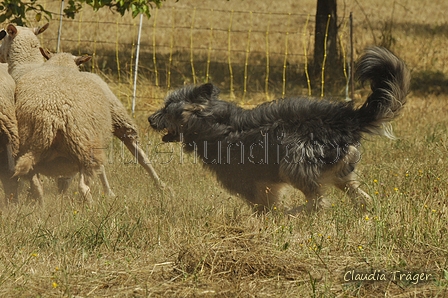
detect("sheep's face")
[0,23,49,65]
[0,29,7,63]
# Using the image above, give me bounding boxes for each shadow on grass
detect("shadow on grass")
[411,70,448,95]
[394,22,448,38]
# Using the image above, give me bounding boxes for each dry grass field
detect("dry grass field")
[1,0,448,297]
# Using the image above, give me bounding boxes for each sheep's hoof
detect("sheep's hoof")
[105,190,116,197]
[83,193,93,204]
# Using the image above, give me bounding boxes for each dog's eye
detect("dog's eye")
[162,106,170,114]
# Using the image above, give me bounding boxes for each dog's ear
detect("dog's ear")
[183,102,208,122]
[193,83,220,102]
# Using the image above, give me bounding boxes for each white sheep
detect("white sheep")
[0,24,109,201]
[0,23,165,200]
[0,24,164,187]
[12,49,113,203]
[38,49,116,197]
[86,73,164,186]
[0,62,19,205]
[39,48,164,189]
[0,23,49,81]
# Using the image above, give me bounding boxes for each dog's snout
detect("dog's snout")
[148,112,166,130]
[148,114,157,128]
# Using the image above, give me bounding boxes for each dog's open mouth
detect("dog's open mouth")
[161,129,180,142]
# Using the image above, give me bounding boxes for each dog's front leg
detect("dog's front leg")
[288,189,331,215]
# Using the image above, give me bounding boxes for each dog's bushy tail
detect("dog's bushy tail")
[355,46,410,139]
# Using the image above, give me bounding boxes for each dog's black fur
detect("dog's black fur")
[148,47,410,213]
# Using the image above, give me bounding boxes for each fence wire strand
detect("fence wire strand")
[27,1,352,110]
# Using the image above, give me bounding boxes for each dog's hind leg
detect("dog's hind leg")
[251,181,285,213]
[302,188,331,213]
[286,183,331,214]
[333,146,372,210]
[335,171,371,211]
[281,164,332,214]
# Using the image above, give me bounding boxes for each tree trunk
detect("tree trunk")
[313,0,339,94]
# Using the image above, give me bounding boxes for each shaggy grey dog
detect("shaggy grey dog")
[148,47,410,214]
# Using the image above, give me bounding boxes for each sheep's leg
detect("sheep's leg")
[57,176,75,194]
[30,173,44,206]
[6,143,15,173]
[58,167,114,197]
[78,170,93,203]
[0,144,18,206]
[98,165,115,197]
[0,172,18,206]
[122,138,165,188]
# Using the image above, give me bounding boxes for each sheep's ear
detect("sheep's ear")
[34,23,49,36]
[39,47,52,60]
[0,30,6,41]
[74,55,92,66]
[6,24,18,38]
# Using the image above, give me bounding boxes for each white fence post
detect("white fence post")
[56,0,64,52]
[132,13,144,116]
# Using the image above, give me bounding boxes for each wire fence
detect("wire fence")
[25,1,354,111]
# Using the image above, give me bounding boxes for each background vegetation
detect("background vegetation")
[0,0,447,296]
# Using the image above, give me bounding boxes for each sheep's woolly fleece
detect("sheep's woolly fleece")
[85,72,140,141]
[0,23,137,142]
[1,23,164,195]
[0,24,48,81]
[0,64,19,157]
[0,63,19,203]
[13,52,113,179]
[40,49,164,188]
